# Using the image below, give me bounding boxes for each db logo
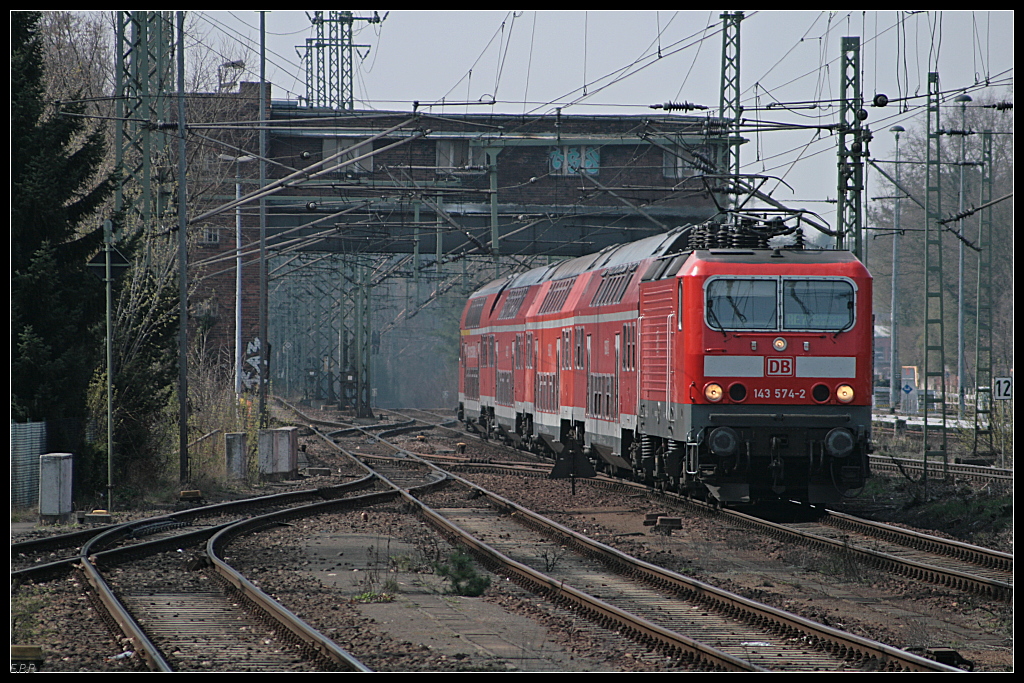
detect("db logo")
[766,357,794,376]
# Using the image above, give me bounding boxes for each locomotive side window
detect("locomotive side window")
[706,278,777,330]
[782,279,855,331]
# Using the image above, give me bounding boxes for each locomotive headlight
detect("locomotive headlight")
[836,384,855,403]
[773,337,788,351]
[704,383,724,402]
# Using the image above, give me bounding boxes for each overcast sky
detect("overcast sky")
[190,10,1013,230]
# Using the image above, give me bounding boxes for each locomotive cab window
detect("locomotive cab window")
[705,276,856,332]
[705,278,777,330]
[782,279,855,331]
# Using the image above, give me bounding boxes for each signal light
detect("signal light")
[836,384,855,403]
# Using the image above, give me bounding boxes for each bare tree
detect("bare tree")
[867,93,1014,385]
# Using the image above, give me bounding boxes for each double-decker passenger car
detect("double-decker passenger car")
[459,215,872,505]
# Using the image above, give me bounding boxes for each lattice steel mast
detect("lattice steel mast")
[836,36,868,259]
[922,72,948,485]
[114,11,176,245]
[719,11,743,192]
[301,11,381,110]
[972,131,995,459]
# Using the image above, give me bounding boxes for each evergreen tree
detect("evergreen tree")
[11,11,115,426]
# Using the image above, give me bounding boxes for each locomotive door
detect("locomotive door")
[586,334,592,418]
[557,342,565,417]
[666,313,675,424]
[614,333,621,419]
[509,337,515,405]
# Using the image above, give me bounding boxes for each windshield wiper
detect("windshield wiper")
[706,300,728,338]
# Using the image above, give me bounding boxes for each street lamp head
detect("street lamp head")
[954,94,973,104]
[889,125,905,134]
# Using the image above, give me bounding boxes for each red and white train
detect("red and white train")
[458,215,873,505]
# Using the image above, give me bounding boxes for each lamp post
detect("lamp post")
[88,221,129,509]
[889,125,904,413]
[954,94,972,418]
[218,154,255,401]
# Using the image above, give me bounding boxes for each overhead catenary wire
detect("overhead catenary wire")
[120,12,1011,311]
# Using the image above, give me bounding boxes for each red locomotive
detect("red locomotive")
[458,214,872,505]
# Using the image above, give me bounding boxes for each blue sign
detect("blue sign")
[902,384,913,394]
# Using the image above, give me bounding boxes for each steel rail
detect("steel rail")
[315,424,758,670]
[79,489,402,671]
[44,475,377,671]
[12,474,377,585]
[417,433,1012,602]
[432,470,960,672]
[868,454,1012,482]
[347,429,953,672]
[823,509,1013,572]
[413,494,761,671]
[78,522,175,671]
[717,506,1012,602]
[205,492,409,673]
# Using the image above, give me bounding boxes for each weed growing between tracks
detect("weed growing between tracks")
[435,551,491,597]
[351,539,401,603]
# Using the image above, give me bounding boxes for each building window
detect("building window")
[195,296,218,323]
[200,227,221,246]
[549,145,599,176]
[323,138,373,175]
[436,140,487,173]
[662,145,696,180]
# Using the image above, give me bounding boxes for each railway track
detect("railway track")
[14,476,383,671]
[309,415,960,672]
[283,401,1012,605]
[437,455,1013,605]
[76,485,386,672]
[868,453,1012,484]
[16,401,1002,670]
[384,412,1013,605]
[12,475,378,583]
[713,505,1012,603]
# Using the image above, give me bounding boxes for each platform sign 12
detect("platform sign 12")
[994,377,1013,401]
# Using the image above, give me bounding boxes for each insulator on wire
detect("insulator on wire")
[651,101,709,112]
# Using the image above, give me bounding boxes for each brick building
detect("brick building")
[265,105,729,257]
[190,87,733,405]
